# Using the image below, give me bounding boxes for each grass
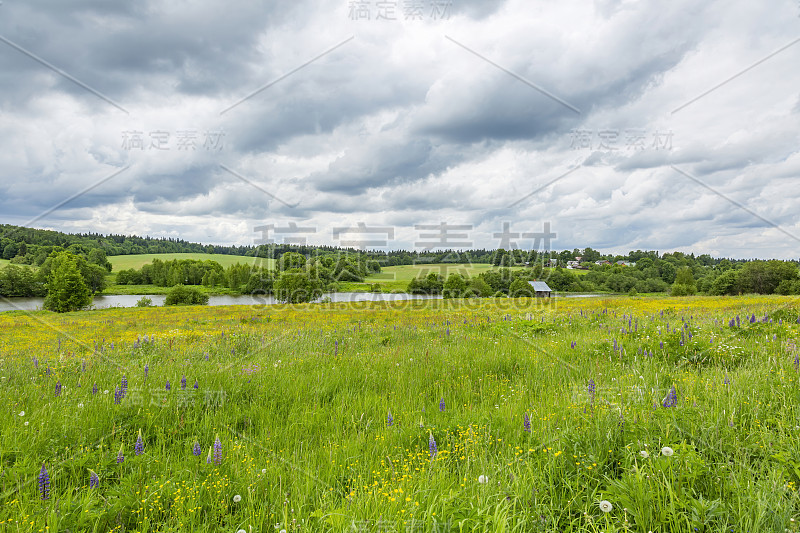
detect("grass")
[0,258,9,267]
[108,253,274,272]
[1,295,799,531]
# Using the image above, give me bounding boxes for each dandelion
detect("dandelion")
[18,411,24,417]
[89,469,99,489]
[639,450,649,458]
[192,442,202,456]
[117,444,124,463]
[661,446,674,457]
[135,429,144,456]
[478,475,487,484]
[213,434,222,465]
[599,500,613,513]
[439,397,445,411]
[387,411,393,427]
[523,412,531,432]
[38,463,50,500]
[233,494,242,503]
[428,432,437,458]
[261,468,267,474]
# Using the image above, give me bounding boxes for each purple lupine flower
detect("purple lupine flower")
[428,433,438,458]
[33,357,38,369]
[662,385,677,408]
[114,387,122,404]
[38,463,50,500]
[736,315,740,327]
[587,379,596,407]
[660,341,664,349]
[750,314,756,324]
[144,364,149,379]
[206,447,213,464]
[120,375,128,398]
[192,442,202,456]
[213,435,222,465]
[165,380,171,391]
[89,469,99,489]
[135,430,144,456]
[193,379,199,389]
[794,352,799,372]
[92,382,98,395]
[55,381,61,397]
[724,374,730,385]
[181,375,187,390]
[728,318,735,328]
[387,411,393,427]
[439,398,445,412]
[81,360,86,372]
[334,340,338,357]
[117,445,124,463]
[523,413,531,433]
[45,366,51,376]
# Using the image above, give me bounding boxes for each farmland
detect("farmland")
[108,253,273,272]
[1,295,799,531]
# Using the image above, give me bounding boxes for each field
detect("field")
[0,258,9,267]
[1,295,799,531]
[337,264,527,292]
[108,253,273,272]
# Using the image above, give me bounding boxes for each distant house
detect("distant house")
[528,281,552,297]
[566,260,580,269]
[616,260,637,267]
[596,260,612,266]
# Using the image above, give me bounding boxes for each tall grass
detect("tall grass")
[0,295,798,531]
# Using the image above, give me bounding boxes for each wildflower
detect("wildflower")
[18,411,24,417]
[261,468,267,474]
[33,357,38,369]
[55,381,62,397]
[428,432,437,458]
[192,442,202,456]
[661,446,674,457]
[38,464,50,500]
[144,364,149,379]
[181,375,187,390]
[206,446,213,464]
[114,387,122,404]
[478,475,487,484]
[587,379,596,406]
[387,411,393,427]
[89,469,99,489]
[599,500,613,513]
[92,383,98,395]
[439,398,445,412]
[233,494,242,503]
[117,444,125,463]
[78,403,84,408]
[639,450,649,458]
[723,374,730,385]
[120,375,128,398]
[213,434,222,465]
[193,379,199,389]
[523,413,531,433]
[165,380,171,391]
[135,429,144,456]
[662,385,677,408]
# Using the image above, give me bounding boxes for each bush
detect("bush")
[164,285,209,306]
[135,296,154,307]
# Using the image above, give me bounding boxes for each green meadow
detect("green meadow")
[108,253,273,272]
[1,295,799,531]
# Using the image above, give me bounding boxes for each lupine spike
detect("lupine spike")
[88,469,99,489]
[387,411,393,427]
[181,375,187,390]
[439,398,445,412]
[213,434,222,465]
[193,441,202,456]
[117,444,124,463]
[428,432,437,458]
[38,463,50,500]
[523,412,531,432]
[135,429,144,456]
[206,446,213,464]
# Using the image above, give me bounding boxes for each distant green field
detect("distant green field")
[108,253,273,272]
[0,258,9,268]
[366,263,523,283]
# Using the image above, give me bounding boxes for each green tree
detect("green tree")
[443,273,467,299]
[87,248,112,272]
[671,266,697,296]
[274,271,322,303]
[164,285,209,305]
[43,252,92,312]
[509,278,535,297]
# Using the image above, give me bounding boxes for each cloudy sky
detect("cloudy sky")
[0,0,798,258]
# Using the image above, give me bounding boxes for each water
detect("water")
[0,292,601,313]
[0,292,442,312]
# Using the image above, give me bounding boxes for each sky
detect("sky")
[0,0,798,258]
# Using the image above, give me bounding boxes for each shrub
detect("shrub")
[164,284,209,306]
[135,296,154,307]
